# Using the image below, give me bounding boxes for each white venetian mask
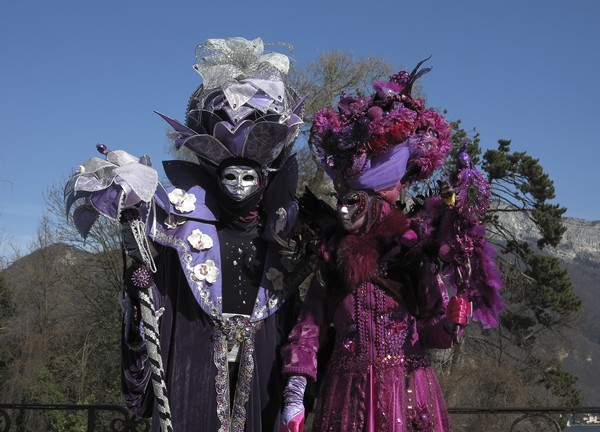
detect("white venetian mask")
[337,191,369,233]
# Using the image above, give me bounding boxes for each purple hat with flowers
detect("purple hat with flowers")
[310,58,452,195]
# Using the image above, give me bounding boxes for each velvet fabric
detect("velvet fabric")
[122,246,298,431]
[121,157,301,431]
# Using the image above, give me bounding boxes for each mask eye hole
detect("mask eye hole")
[224,173,236,181]
[243,174,255,182]
[346,195,359,205]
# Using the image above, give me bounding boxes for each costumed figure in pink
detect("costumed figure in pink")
[279,60,505,432]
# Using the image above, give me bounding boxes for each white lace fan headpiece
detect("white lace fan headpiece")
[194,37,291,111]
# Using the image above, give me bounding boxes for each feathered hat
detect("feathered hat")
[309,58,452,197]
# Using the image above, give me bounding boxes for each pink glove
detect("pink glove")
[280,375,306,432]
[446,296,472,326]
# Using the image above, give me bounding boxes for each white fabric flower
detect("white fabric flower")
[168,188,196,212]
[266,267,284,291]
[187,229,214,250]
[191,260,219,284]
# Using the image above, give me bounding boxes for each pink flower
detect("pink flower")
[311,109,341,136]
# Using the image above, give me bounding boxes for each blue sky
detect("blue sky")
[1,0,598,257]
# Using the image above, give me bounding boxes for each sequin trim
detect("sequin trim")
[252,285,287,320]
[327,352,431,374]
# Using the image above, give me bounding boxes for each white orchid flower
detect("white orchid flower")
[191,260,219,284]
[187,229,214,251]
[168,188,196,212]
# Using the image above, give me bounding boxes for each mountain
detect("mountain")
[494,208,600,406]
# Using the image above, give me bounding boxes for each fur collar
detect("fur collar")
[336,209,410,286]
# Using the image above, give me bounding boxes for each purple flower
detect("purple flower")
[131,265,153,288]
[390,70,410,84]
[367,106,384,120]
[338,95,371,119]
[351,116,370,142]
[402,110,452,183]
[308,65,454,193]
[311,109,341,136]
[457,147,472,169]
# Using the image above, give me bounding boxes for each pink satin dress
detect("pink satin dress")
[283,276,454,431]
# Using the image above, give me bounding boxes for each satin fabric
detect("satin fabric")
[283,276,454,431]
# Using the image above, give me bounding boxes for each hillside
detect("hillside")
[495,209,600,405]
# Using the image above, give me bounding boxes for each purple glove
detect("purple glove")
[280,375,306,432]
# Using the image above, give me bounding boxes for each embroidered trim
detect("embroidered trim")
[213,315,263,432]
[231,339,255,431]
[153,230,221,319]
[130,219,157,272]
[327,352,432,374]
[251,277,288,321]
[213,331,230,432]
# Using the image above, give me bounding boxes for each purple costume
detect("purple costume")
[121,37,306,431]
[64,37,307,432]
[122,159,301,431]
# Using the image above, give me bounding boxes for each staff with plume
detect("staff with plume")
[64,144,173,432]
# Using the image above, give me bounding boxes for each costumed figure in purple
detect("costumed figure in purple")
[65,37,306,432]
[279,60,505,432]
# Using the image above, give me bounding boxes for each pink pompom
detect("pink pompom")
[401,229,418,247]
[367,106,384,120]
